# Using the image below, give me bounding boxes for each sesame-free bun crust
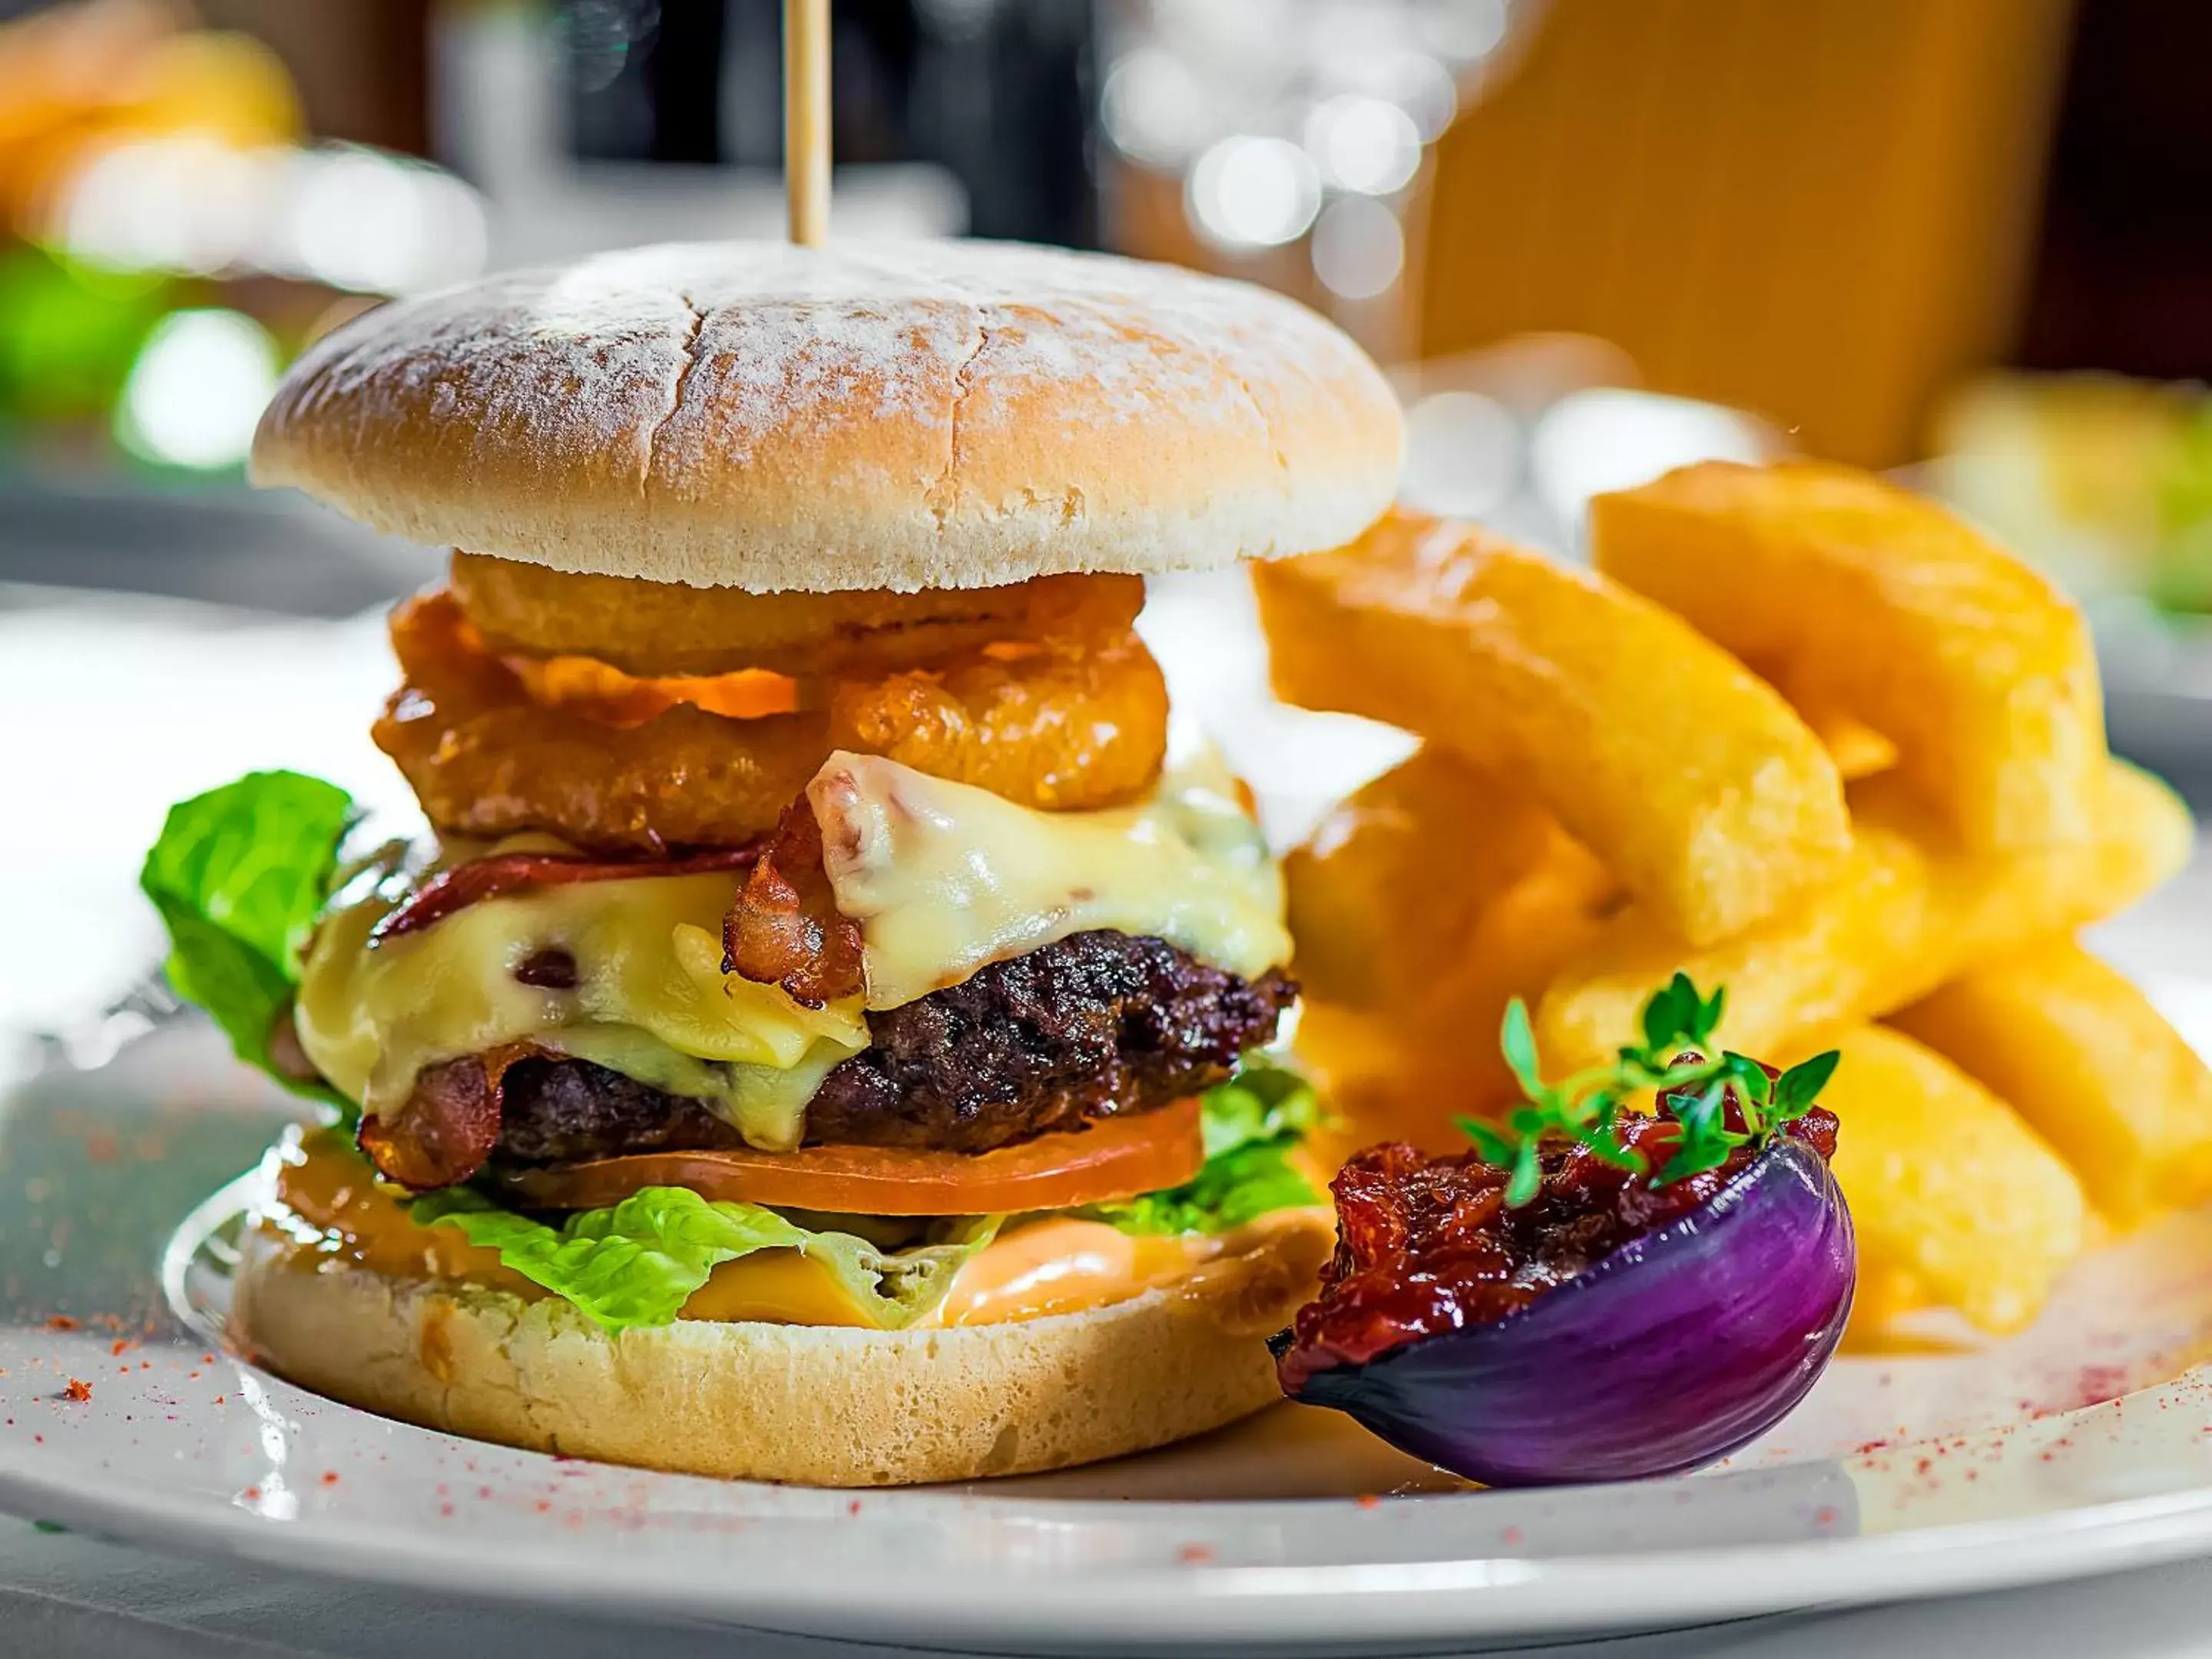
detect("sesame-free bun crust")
[230,1210,1333,1486]
[250,241,1403,593]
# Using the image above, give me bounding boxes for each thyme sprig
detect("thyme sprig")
[1453,973,1841,1207]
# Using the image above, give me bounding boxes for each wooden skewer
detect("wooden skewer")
[783,0,831,246]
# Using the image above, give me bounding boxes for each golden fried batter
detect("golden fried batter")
[376,591,1168,850]
[450,551,1144,679]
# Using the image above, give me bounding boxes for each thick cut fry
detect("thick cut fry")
[1824,1026,2086,1335]
[1255,510,1850,945]
[1538,759,2194,1075]
[1892,942,2212,1227]
[1294,833,1622,1161]
[1284,746,1561,1009]
[1794,692,1899,783]
[1591,461,2104,850]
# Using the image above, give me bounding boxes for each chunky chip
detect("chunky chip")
[1591,461,2104,851]
[1293,830,1621,1161]
[1537,759,2194,1075]
[1283,746,1561,1010]
[1824,1025,2087,1336]
[1892,942,2212,1227]
[1254,510,1851,946]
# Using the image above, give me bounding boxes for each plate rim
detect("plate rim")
[2,1440,2211,1650]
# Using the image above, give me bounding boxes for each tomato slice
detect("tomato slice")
[491,1098,1205,1215]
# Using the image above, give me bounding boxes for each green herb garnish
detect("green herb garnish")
[1455,973,1839,1207]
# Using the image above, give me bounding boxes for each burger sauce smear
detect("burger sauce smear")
[1277,1098,1840,1393]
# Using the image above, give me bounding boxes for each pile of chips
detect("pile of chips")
[1260,462,2209,1339]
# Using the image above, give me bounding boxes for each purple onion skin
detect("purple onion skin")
[1280,1136,1856,1488]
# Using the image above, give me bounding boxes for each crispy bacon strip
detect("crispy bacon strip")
[722,796,866,1008]
[356,1043,540,1190]
[369,845,761,946]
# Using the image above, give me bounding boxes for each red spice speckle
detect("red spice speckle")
[1501,1525,1527,1546]
[107,1340,132,1356]
[320,1472,341,1487]
[243,1486,261,1501]
[60,1379,90,1402]
[439,1502,455,1518]
[1177,1543,1215,1565]
[1813,1506,1839,1526]
[847,1499,863,1516]
[1356,1493,1382,1510]
[43,1316,78,1332]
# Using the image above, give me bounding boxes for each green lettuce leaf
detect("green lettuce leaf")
[139,770,354,1108]
[412,1186,999,1333]
[1086,1065,1324,1237]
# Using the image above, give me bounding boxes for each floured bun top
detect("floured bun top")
[250,240,1405,592]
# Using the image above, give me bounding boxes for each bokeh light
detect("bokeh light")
[1100,46,1210,169]
[1305,95,1422,196]
[1401,389,1522,518]
[1310,194,1405,299]
[1187,135,1323,251]
[112,307,279,471]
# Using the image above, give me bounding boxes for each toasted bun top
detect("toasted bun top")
[250,240,1404,593]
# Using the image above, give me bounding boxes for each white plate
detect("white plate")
[1,989,2211,1657]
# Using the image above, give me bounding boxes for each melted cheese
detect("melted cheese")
[294,857,867,1149]
[294,754,1287,1146]
[812,749,1293,1010]
[260,1133,1267,1330]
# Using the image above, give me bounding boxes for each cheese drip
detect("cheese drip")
[811,748,1293,1011]
[293,750,1290,1147]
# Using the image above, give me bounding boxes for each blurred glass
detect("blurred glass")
[1095,0,1548,356]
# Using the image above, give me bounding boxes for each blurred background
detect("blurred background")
[5,0,2212,1042]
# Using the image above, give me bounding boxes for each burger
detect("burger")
[140,240,1403,1485]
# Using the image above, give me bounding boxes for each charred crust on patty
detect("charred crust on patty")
[480,931,1295,1170]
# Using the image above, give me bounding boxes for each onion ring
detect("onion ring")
[450,552,1144,678]
[826,628,1167,812]
[377,591,1170,851]
[376,591,830,851]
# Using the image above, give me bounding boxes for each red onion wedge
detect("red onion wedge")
[1274,1131,1855,1487]
[1276,974,1855,1487]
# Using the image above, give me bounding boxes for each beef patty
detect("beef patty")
[488,930,1296,1168]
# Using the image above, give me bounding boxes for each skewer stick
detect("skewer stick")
[783,0,831,246]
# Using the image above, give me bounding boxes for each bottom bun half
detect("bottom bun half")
[231,1212,1333,1486]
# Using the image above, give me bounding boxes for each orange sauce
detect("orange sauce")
[257,1131,1278,1330]
[502,651,802,727]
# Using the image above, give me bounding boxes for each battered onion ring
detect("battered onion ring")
[450,552,1145,679]
[377,591,829,851]
[828,631,1168,812]
[378,592,1171,851]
